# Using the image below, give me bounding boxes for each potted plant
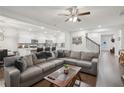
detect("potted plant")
[64,64,69,74]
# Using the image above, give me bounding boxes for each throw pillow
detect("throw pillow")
[37,48,43,52]
[36,52,47,59]
[23,55,34,67]
[45,52,52,58]
[15,57,27,72]
[57,50,64,58]
[64,50,71,57]
[53,51,58,58]
[33,52,46,64]
[46,52,56,61]
[34,59,46,64]
[35,52,41,59]
[32,54,38,64]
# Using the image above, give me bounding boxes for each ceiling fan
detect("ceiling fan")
[58,6,90,23]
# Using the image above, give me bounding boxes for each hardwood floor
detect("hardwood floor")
[0,67,96,87]
[97,51,124,87]
[0,67,4,79]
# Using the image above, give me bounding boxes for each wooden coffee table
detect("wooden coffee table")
[44,65,81,87]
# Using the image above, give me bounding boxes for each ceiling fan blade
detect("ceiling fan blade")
[58,14,69,16]
[78,12,90,16]
[65,18,69,22]
[76,9,79,15]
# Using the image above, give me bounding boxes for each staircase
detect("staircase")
[86,33,100,53]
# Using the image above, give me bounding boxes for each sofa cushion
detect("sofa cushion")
[64,50,71,57]
[23,55,33,67]
[81,52,98,61]
[91,58,98,63]
[35,59,46,64]
[64,58,92,68]
[47,57,55,61]
[20,66,42,83]
[51,59,64,66]
[75,60,92,69]
[62,58,77,65]
[15,57,27,72]
[36,62,56,72]
[70,51,81,59]
[92,52,99,58]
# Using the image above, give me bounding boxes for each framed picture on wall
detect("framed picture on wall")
[72,36,82,45]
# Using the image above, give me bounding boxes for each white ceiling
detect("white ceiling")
[0,6,124,32]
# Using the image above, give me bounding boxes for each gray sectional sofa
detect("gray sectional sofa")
[4,50,99,87]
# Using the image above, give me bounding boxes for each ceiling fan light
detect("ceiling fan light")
[73,16,77,22]
[69,17,73,21]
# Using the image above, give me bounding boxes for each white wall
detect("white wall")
[69,29,121,54]
[70,31,100,52]
[0,27,18,51]
[56,32,65,43]
[87,33,101,44]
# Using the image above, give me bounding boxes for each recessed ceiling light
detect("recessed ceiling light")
[29,28,32,31]
[95,28,109,32]
[41,26,45,29]
[57,30,60,32]
[44,31,47,34]
[98,25,102,28]
[79,28,83,30]
[54,33,57,36]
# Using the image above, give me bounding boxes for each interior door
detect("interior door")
[101,35,113,51]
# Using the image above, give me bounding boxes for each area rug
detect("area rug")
[74,80,92,87]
